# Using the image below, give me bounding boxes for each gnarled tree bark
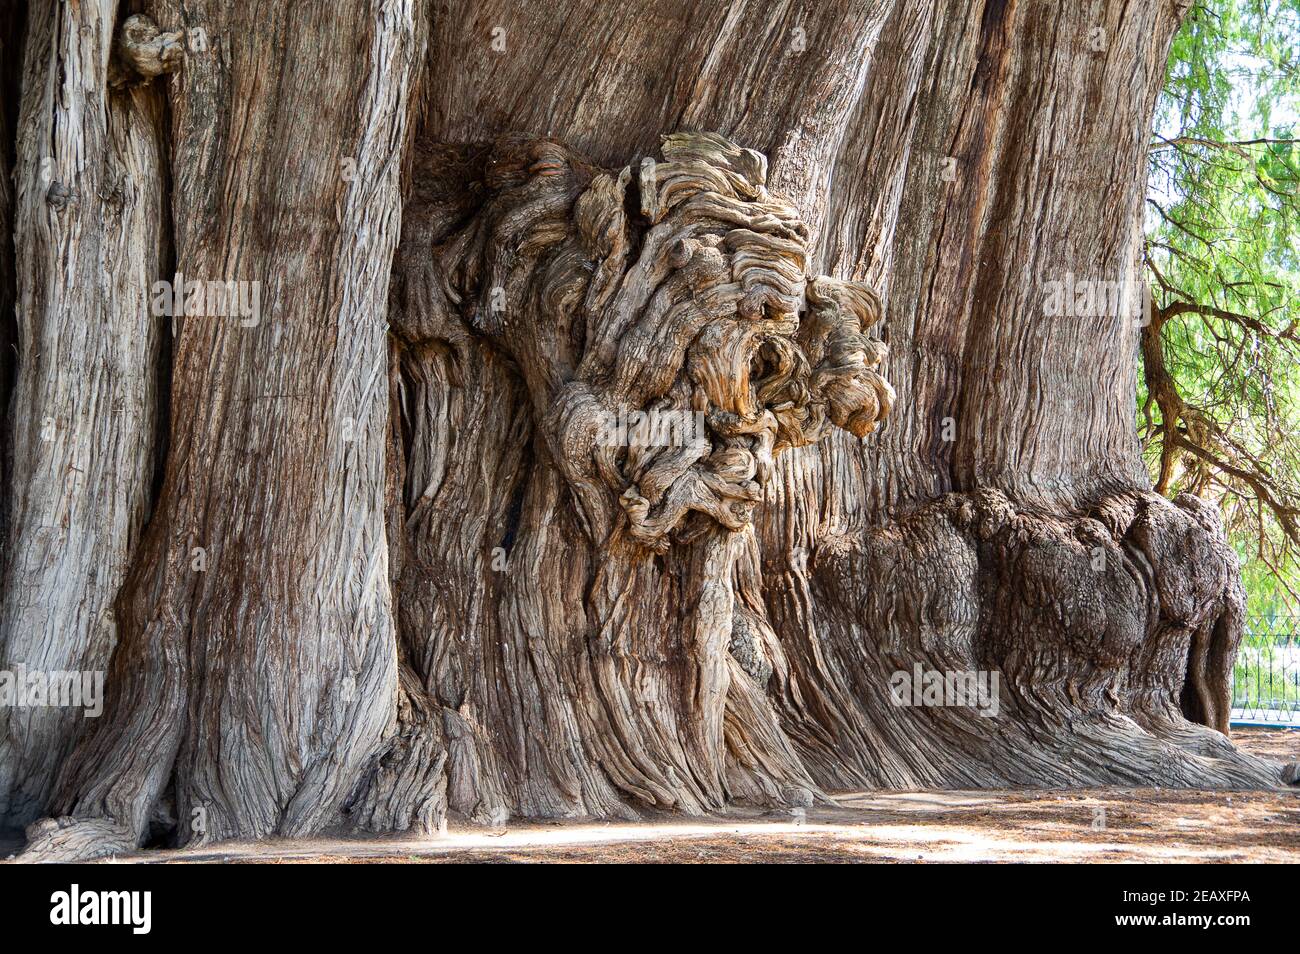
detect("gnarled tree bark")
[0,0,167,829]
[3,0,1286,862]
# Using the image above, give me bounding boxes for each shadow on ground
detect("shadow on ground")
[3,728,1297,863]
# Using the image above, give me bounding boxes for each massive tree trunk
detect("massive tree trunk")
[6,0,426,857]
[0,0,166,828]
[3,0,1284,861]
[0,3,19,556]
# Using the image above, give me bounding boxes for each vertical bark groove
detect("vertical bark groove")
[0,0,166,830]
[17,0,428,860]
[0,1,24,577]
[5,0,1286,862]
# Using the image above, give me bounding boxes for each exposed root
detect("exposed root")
[10,815,137,864]
[11,130,1280,864]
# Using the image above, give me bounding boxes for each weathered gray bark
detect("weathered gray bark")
[0,0,166,828]
[0,2,20,553]
[367,0,1278,829]
[13,0,426,858]
[3,0,1285,862]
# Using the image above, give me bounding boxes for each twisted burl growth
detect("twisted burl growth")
[368,133,894,823]
[400,132,892,549]
[20,133,891,858]
[373,131,1284,831]
[109,15,185,88]
[15,132,1284,862]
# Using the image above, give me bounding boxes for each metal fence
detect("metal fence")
[1232,615,1300,725]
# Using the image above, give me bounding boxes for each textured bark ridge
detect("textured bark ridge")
[3,0,1289,864]
[373,133,893,825]
[0,0,167,830]
[362,132,1278,835]
[767,487,1276,790]
[12,0,427,861]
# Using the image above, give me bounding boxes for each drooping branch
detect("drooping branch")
[1139,283,1300,558]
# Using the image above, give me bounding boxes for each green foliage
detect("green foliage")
[1145,0,1300,614]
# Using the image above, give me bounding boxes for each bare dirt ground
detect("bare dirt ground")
[4,727,1295,864]
[1233,725,1300,762]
